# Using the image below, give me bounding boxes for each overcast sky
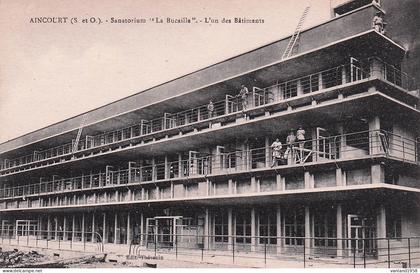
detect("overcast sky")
[0,0,346,143]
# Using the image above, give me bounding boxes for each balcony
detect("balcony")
[1,57,417,176]
[0,129,418,206]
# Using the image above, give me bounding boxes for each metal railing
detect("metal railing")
[1,58,417,174]
[0,229,104,253]
[0,129,418,205]
[127,233,420,268]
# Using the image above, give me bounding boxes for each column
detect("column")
[318,72,323,90]
[297,79,303,96]
[72,215,75,242]
[228,179,234,194]
[204,209,209,249]
[54,216,58,240]
[276,206,282,254]
[304,171,314,189]
[63,216,68,240]
[369,116,381,155]
[251,208,256,252]
[102,213,107,244]
[47,215,51,240]
[114,213,118,244]
[265,137,270,167]
[336,204,343,258]
[251,177,257,192]
[377,204,387,256]
[164,155,169,180]
[92,214,96,243]
[370,58,384,79]
[371,164,385,184]
[228,208,233,250]
[178,153,183,178]
[336,168,344,187]
[127,212,131,245]
[304,206,311,255]
[81,213,85,243]
[140,213,144,245]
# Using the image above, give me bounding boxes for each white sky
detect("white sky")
[0,0,347,143]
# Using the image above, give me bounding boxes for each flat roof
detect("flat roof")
[0,3,394,156]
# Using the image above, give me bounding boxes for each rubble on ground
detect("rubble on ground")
[0,249,44,267]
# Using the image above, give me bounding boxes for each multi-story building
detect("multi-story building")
[0,0,419,266]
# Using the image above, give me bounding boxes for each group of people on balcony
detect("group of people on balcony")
[206,84,250,119]
[270,126,306,167]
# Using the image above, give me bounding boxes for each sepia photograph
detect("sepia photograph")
[0,0,419,270]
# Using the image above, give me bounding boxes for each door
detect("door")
[347,215,377,254]
[317,127,336,161]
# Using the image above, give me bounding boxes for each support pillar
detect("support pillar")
[140,213,144,245]
[336,168,344,187]
[204,209,209,249]
[251,177,257,192]
[81,213,85,243]
[126,213,131,245]
[228,179,234,194]
[369,116,381,155]
[304,171,314,189]
[92,214,96,243]
[54,216,58,240]
[336,204,343,258]
[251,208,256,252]
[228,208,233,250]
[265,137,270,167]
[377,204,387,256]
[47,215,51,240]
[305,206,311,255]
[276,206,282,254]
[63,216,68,241]
[72,215,75,242]
[371,164,385,184]
[102,213,106,244]
[114,213,118,244]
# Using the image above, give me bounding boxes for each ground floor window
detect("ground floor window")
[259,211,277,244]
[313,209,337,247]
[284,207,305,246]
[214,211,228,243]
[386,209,402,239]
[235,211,251,244]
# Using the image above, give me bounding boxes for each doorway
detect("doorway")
[347,214,377,255]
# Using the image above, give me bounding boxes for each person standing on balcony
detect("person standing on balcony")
[296,125,306,161]
[238,84,249,112]
[270,138,283,167]
[284,130,296,160]
[207,100,214,118]
[372,11,384,33]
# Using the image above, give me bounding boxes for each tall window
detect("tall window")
[236,211,251,244]
[386,209,402,240]
[259,211,277,244]
[284,207,305,245]
[314,209,337,247]
[214,211,228,243]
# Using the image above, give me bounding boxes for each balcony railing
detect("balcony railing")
[1,57,417,173]
[0,129,418,202]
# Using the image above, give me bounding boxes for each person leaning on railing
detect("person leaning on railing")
[238,84,249,112]
[284,130,296,160]
[207,100,214,118]
[270,138,283,167]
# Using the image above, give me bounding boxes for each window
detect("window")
[259,211,277,244]
[386,209,402,239]
[236,211,251,244]
[313,209,337,247]
[284,207,305,245]
[214,211,228,243]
